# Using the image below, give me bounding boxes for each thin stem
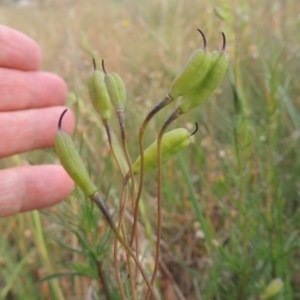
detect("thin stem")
[122,226,138,300]
[96,260,111,300]
[130,95,173,247]
[117,110,140,287]
[90,193,158,300]
[114,184,129,300]
[104,120,137,296]
[117,111,135,215]
[145,108,182,300]
[114,183,138,300]
[31,211,64,300]
[116,176,130,241]
[104,120,125,177]
[113,251,127,300]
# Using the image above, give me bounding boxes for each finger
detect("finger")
[0,106,75,158]
[0,68,68,111]
[0,165,74,217]
[0,25,42,71]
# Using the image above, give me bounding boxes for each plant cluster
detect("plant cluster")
[55,29,229,299]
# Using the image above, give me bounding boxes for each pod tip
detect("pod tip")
[190,122,198,136]
[58,109,68,130]
[92,58,97,71]
[221,32,226,51]
[197,28,207,50]
[102,59,107,74]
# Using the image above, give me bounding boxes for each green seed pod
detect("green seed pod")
[88,58,111,121]
[55,109,97,197]
[178,32,229,114]
[102,60,126,111]
[168,29,212,100]
[132,124,198,174]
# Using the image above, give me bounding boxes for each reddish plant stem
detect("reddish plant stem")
[130,95,173,247]
[144,109,181,300]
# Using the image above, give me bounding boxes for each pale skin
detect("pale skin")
[0,25,75,217]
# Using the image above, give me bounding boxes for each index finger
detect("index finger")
[0,25,41,71]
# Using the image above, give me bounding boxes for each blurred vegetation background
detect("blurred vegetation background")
[0,0,300,299]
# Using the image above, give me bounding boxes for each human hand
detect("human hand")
[0,25,75,217]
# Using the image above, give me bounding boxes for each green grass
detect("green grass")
[0,0,300,299]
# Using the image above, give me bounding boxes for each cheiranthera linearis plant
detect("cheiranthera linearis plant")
[54,29,229,299]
